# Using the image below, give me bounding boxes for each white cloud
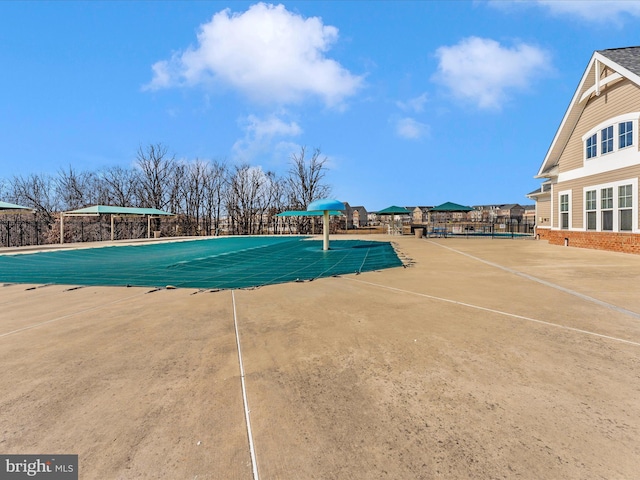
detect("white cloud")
[395,117,430,140]
[487,1,640,24]
[145,3,364,107]
[396,93,429,113]
[536,0,640,23]
[433,37,550,110]
[232,113,303,164]
[243,113,302,139]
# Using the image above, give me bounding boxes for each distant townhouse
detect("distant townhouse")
[470,205,500,223]
[341,202,368,229]
[496,204,525,224]
[411,206,432,224]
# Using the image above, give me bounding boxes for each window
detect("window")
[586,133,597,159]
[619,121,633,149]
[582,114,639,161]
[601,125,614,154]
[582,181,636,233]
[619,184,633,231]
[586,190,597,230]
[601,187,613,231]
[560,194,569,229]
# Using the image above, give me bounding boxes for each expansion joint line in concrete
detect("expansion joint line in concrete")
[426,240,640,321]
[231,290,260,480]
[0,291,149,338]
[346,277,640,348]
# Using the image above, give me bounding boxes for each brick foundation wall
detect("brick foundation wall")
[535,227,640,254]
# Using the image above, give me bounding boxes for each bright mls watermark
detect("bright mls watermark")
[0,455,77,479]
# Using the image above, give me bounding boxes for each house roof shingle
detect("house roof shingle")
[598,46,640,77]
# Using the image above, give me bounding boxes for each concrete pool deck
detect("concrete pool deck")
[1,235,639,479]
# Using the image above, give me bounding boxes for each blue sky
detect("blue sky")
[2,1,640,211]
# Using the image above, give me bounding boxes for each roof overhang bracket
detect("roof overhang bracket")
[579,71,622,104]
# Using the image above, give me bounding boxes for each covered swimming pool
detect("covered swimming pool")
[0,236,404,290]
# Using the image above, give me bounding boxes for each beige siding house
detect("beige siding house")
[530,46,640,254]
[411,206,431,224]
[341,203,368,229]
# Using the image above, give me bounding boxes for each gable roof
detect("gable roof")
[376,205,411,215]
[431,202,473,212]
[499,204,522,210]
[537,46,640,178]
[599,47,640,77]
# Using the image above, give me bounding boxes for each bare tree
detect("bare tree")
[100,166,137,206]
[56,166,101,210]
[226,165,275,235]
[0,177,7,200]
[203,160,227,235]
[179,159,209,235]
[9,173,59,224]
[264,173,287,234]
[286,146,331,233]
[0,143,335,245]
[134,143,176,211]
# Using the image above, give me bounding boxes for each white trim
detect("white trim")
[583,188,598,231]
[579,72,622,103]
[582,178,638,233]
[581,112,640,142]
[558,189,572,230]
[556,113,640,183]
[538,55,596,177]
[559,152,640,182]
[550,183,555,228]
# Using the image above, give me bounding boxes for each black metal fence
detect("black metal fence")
[0,217,47,248]
[1,216,537,248]
[411,221,535,237]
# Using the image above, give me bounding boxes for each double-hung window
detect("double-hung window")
[583,180,636,233]
[619,121,633,149]
[601,187,613,231]
[586,133,597,159]
[585,190,597,230]
[560,194,569,229]
[601,126,614,154]
[619,184,633,231]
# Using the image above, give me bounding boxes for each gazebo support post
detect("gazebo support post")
[110,215,115,241]
[60,213,64,244]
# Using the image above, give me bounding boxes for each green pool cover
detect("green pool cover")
[0,236,403,290]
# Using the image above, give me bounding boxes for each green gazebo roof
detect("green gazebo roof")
[63,205,173,216]
[430,202,473,212]
[376,205,411,215]
[0,201,34,212]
